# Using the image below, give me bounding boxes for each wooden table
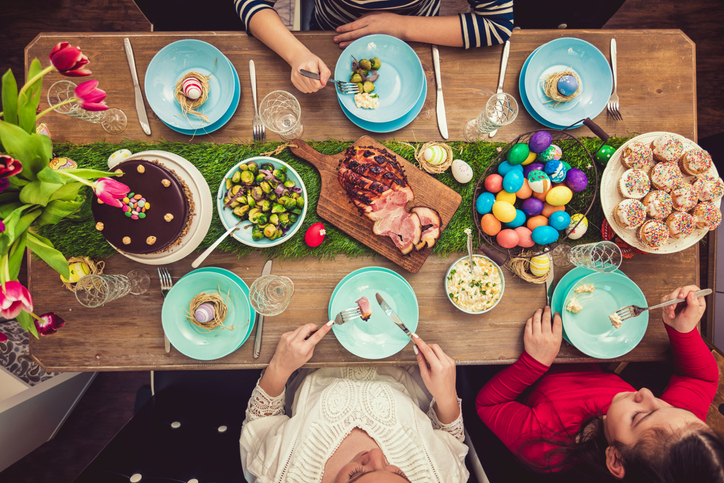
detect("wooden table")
[26,30,699,372]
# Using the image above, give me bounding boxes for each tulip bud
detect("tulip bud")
[49,42,91,77]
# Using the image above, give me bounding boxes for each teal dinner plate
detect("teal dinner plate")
[145,39,235,130]
[335,34,425,123]
[519,47,569,130]
[161,268,253,360]
[561,271,648,359]
[216,156,308,248]
[329,267,418,360]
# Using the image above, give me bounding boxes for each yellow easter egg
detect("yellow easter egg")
[492,200,516,223]
[495,190,517,205]
[60,261,90,283]
[529,255,551,277]
[546,186,573,206]
[566,214,589,240]
[521,150,538,165]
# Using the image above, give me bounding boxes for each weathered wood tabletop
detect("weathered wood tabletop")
[27,30,699,372]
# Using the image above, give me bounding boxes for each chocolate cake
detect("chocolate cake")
[92,159,194,255]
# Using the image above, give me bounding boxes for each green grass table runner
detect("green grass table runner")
[41,137,628,261]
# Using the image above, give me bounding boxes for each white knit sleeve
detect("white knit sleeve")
[245,382,286,422]
[427,397,465,442]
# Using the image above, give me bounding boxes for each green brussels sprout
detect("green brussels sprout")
[230,201,240,208]
[236,195,247,205]
[283,180,295,188]
[268,192,277,201]
[263,224,277,239]
[291,192,300,200]
[289,213,298,223]
[251,186,264,201]
[360,59,372,71]
[272,169,286,183]
[284,198,297,210]
[233,205,250,218]
[357,82,364,93]
[371,57,381,70]
[246,194,256,208]
[363,81,375,93]
[260,181,271,194]
[269,213,280,226]
[247,162,258,174]
[231,171,241,183]
[231,184,242,196]
[261,163,274,172]
[296,197,305,209]
[291,207,303,215]
[255,173,266,184]
[223,196,230,204]
[350,73,363,83]
[279,165,288,173]
[271,203,286,214]
[272,227,285,240]
[258,199,271,212]
[252,230,265,241]
[257,213,268,225]
[240,170,255,185]
[278,213,291,228]
[239,163,249,171]
[278,195,291,205]
[248,208,261,222]
[225,178,233,190]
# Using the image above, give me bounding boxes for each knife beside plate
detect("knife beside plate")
[375,292,415,340]
[431,45,449,140]
[123,38,152,136]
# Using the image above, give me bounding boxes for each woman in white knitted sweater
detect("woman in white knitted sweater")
[240,321,469,482]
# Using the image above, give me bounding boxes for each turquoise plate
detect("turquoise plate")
[519,47,569,129]
[335,34,425,123]
[161,268,253,360]
[329,267,418,360]
[145,39,235,130]
[561,271,648,359]
[160,57,240,135]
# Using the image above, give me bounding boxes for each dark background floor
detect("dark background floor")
[0,0,722,481]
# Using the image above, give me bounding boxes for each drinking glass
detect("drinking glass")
[249,275,294,316]
[127,269,151,295]
[464,93,518,142]
[47,80,128,134]
[75,274,133,308]
[566,241,623,272]
[259,90,303,141]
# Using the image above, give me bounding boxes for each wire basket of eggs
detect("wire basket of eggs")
[473,120,609,268]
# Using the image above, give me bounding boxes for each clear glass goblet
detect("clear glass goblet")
[75,274,132,308]
[567,241,623,273]
[249,274,295,316]
[47,80,127,134]
[259,90,303,141]
[464,93,518,142]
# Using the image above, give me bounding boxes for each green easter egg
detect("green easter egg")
[507,143,531,165]
[595,145,616,165]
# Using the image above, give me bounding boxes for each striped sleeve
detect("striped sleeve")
[234,0,276,34]
[459,0,514,49]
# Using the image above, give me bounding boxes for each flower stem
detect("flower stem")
[55,171,95,188]
[36,98,78,120]
[19,65,56,98]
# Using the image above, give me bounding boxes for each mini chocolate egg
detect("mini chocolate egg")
[49,157,78,171]
[304,222,326,247]
[566,214,588,240]
[514,226,535,248]
[532,225,559,245]
[497,229,520,249]
[484,174,504,193]
[546,186,573,206]
[521,197,544,216]
[527,170,552,193]
[557,74,579,96]
[524,162,545,178]
[529,131,553,154]
[544,160,568,183]
[542,202,566,218]
[492,200,516,223]
[476,192,496,215]
[451,159,474,183]
[503,170,524,193]
[60,261,90,283]
[529,255,551,277]
[182,77,203,100]
[548,211,572,231]
[527,215,549,231]
[504,209,527,229]
[495,190,517,205]
[565,168,588,192]
[516,179,533,199]
[595,144,616,165]
[537,144,562,162]
[522,150,538,165]
[423,145,447,166]
[194,302,216,323]
[480,213,502,236]
[507,143,530,165]
[497,160,523,177]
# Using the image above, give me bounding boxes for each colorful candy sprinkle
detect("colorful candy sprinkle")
[122,192,150,220]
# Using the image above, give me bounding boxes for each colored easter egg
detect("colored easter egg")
[60,261,90,283]
[451,159,474,183]
[497,229,520,249]
[532,188,551,202]
[542,202,566,218]
[561,161,571,171]
[557,75,579,96]
[492,200,516,223]
[107,149,132,168]
[480,213,502,236]
[565,168,588,192]
[522,151,538,165]
[304,222,326,247]
[527,170,552,193]
[537,144,562,162]
[524,162,545,178]
[546,186,573,206]
[507,143,531,165]
[595,144,616,165]
[529,131,553,154]
[527,215,549,231]
[194,302,216,323]
[495,190,517,205]
[484,174,504,193]
[549,211,572,231]
[49,157,78,171]
[504,209,527,229]
[514,226,535,247]
[503,170,524,193]
[497,160,524,177]
[529,255,551,277]
[476,192,496,215]
[566,214,588,240]
[544,160,568,183]
[521,197,544,216]
[516,179,533,199]
[423,145,447,166]
[182,77,203,100]
[532,225,560,245]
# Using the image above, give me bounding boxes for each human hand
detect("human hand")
[290,51,332,93]
[333,12,407,49]
[661,285,706,334]
[523,306,562,366]
[414,336,459,422]
[268,322,333,379]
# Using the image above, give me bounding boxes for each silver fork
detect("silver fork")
[334,306,363,325]
[249,60,265,142]
[606,38,622,121]
[299,69,360,94]
[158,267,173,352]
[613,288,711,322]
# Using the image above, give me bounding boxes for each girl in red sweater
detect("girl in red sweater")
[476,285,724,482]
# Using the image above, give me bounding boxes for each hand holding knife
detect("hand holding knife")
[488,40,510,139]
[123,38,151,136]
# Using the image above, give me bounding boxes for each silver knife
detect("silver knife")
[253,259,273,358]
[488,40,510,138]
[123,38,151,136]
[375,293,414,340]
[431,45,448,140]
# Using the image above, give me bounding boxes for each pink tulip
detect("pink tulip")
[49,42,92,77]
[74,80,108,111]
[93,177,130,208]
[0,155,23,178]
[34,312,66,336]
[0,281,33,319]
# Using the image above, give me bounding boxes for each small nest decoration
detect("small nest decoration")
[174,71,211,123]
[413,141,453,174]
[505,251,547,284]
[62,257,105,292]
[184,288,234,333]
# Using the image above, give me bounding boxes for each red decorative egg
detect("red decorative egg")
[305,222,326,247]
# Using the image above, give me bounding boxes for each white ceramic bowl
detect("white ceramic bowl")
[445,254,505,314]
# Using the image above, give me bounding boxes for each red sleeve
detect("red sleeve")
[661,323,719,421]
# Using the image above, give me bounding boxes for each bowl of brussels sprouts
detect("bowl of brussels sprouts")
[216,156,308,248]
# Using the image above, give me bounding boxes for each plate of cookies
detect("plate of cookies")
[600,132,722,254]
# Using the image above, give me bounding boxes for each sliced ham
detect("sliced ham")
[356,296,373,321]
[411,206,442,250]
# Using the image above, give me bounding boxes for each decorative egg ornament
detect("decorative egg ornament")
[492,201,517,223]
[304,222,326,247]
[60,261,90,284]
[49,157,78,171]
[524,162,545,178]
[546,186,573,206]
[496,229,520,249]
[423,145,447,166]
[544,160,568,183]
[476,192,496,215]
[484,174,504,193]
[502,170,524,193]
[522,151,538,165]
[497,161,523,177]
[537,144,562,162]
[595,145,616,165]
[182,77,203,100]
[514,227,535,247]
[506,143,530,165]
[194,302,216,323]
[529,255,551,277]
[548,211,572,231]
[557,75,579,96]
[565,168,589,192]
[451,159,473,183]
[107,149,132,168]
[566,214,588,240]
[529,131,553,154]
[527,170,552,194]
[532,225,559,245]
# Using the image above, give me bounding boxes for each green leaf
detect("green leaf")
[61,168,117,179]
[0,233,9,257]
[7,232,27,281]
[2,69,19,126]
[49,181,84,202]
[0,121,50,181]
[18,59,43,134]
[19,179,63,206]
[26,230,69,280]
[8,176,29,188]
[13,209,42,238]
[17,311,38,339]
[37,166,64,184]
[0,190,20,204]
[1,204,30,240]
[36,199,83,226]
[0,201,23,218]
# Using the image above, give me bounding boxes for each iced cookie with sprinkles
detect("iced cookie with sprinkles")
[692,174,724,202]
[671,184,699,212]
[613,199,647,229]
[621,141,654,172]
[665,212,695,239]
[650,161,685,192]
[642,190,673,220]
[691,202,722,231]
[638,219,669,249]
[679,147,712,176]
[618,169,651,199]
[650,133,685,162]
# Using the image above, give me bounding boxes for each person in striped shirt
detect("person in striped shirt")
[234,0,513,93]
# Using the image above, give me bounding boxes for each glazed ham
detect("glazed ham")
[356,296,373,321]
[338,146,440,254]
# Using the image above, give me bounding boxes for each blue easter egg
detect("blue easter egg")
[497,161,524,177]
[503,170,524,193]
[557,75,579,96]
[521,197,544,216]
[475,192,496,215]
[544,160,568,183]
[524,162,545,178]
[504,209,527,228]
[531,225,560,245]
[548,211,572,231]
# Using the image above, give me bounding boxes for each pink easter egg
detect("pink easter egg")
[182,78,203,100]
[514,226,535,247]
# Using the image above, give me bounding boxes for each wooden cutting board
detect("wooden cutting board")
[290,136,462,273]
